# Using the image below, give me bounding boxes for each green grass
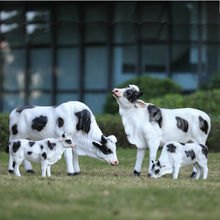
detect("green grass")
[0,148,220,220]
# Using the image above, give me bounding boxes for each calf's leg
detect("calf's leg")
[173,164,180,179]
[14,164,22,177]
[41,161,48,177]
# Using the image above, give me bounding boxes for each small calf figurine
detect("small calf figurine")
[8,133,76,177]
[151,141,208,179]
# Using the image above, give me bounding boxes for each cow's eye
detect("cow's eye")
[155,169,160,174]
[65,140,72,144]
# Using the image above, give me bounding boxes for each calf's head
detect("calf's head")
[112,85,145,108]
[60,133,76,148]
[92,135,119,166]
[151,160,166,179]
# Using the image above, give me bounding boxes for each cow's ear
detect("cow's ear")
[135,100,147,108]
[92,141,102,148]
[137,91,144,99]
[101,135,107,144]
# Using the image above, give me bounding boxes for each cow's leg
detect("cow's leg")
[64,148,75,176]
[72,150,80,175]
[147,140,160,177]
[23,160,34,174]
[190,166,197,179]
[134,148,146,177]
[46,165,51,177]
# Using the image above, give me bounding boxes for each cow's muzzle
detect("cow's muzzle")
[110,160,119,166]
[112,88,121,98]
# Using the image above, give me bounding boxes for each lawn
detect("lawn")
[0,148,219,220]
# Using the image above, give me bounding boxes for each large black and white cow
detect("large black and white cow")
[112,84,211,177]
[7,101,119,175]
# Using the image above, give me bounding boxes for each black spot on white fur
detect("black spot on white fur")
[58,117,64,128]
[13,141,21,153]
[42,152,47,160]
[200,144,208,158]
[148,105,162,128]
[199,116,209,134]
[47,141,56,150]
[27,151,32,155]
[166,144,176,153]
[12,124,18,135]
[32,115,48,131]
[185,150,196,160]
[75,109,91,134]
[29,142,35,147]
[124,88,144,103]
[16,105,35,113]
[176,117,189,132]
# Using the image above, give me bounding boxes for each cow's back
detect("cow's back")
[161,108,211,144]
[9,101,95,142]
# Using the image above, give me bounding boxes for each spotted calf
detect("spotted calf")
[112,85,211,177]
[151,141,208,179]
[8,133,75,177]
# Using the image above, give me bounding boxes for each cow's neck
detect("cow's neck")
[118,105,148,148]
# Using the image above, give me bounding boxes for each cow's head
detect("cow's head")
[112,85,145,108]
[151,160,166,179]
[60,133,76,148]
[92,135,119,166]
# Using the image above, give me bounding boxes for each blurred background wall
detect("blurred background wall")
[0,1,219,114]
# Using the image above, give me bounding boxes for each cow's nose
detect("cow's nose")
[112,88,121,97]
[110,160,119,166]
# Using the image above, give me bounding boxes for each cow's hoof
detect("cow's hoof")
[68,172,80,176]
[133,170,140,177]
[26,170,35,174]
[190,172,197,179]
[8,170,14,174]
[148,173,152,177]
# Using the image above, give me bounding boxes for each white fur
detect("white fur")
[151,141,208,179]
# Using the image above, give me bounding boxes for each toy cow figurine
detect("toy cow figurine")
[8,133,76,177]
[151,141,208,179]
[112,84,211,178]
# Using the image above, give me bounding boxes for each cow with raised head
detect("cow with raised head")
[112,84,211,177]
[7,101,119,175]
[151,141,208,179]
[8,133,76,177]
